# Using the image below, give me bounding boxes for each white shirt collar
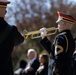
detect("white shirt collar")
[30,58,36,65]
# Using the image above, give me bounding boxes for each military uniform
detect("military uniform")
[40,11,76,75]
[0,17,24,75]
[0,1,24,75]
[40,30,75,75]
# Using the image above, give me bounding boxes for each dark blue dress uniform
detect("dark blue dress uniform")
[0,17,24,75]
[40,30,75,75]
[0,1,24,75]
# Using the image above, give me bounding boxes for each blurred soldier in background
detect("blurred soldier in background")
[40,11,76,75]
[0,0,24,75]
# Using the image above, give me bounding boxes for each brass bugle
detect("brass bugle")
[23,27,57,39]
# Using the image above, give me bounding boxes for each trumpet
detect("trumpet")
[23,27,57,39]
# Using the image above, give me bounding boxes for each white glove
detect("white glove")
[40,27,47,39]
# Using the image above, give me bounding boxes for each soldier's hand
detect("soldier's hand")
[40,27,47,39]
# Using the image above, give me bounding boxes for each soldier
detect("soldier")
[39,11,76,75]
[0,0,24,75]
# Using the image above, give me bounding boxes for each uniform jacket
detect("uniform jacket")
[40,30,75,75]
[0,17,24,75]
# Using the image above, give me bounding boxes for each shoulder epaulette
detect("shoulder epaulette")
[55,32,66,39]
[58,32,66,36]
[54,32,66,44]
[54,32,68,52]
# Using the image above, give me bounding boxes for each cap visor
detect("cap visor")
[0,2,10,5]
